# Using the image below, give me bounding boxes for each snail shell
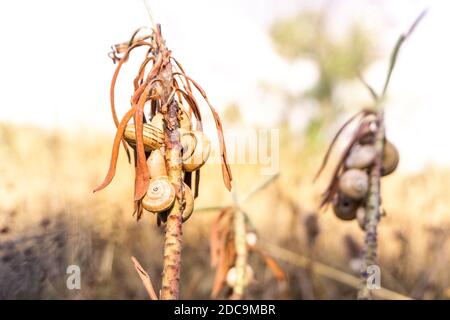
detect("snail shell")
[150,113,164,132]
[356,206,366,230]
[179,105,192,131]
[246,232,258,247]
[338,169,369,200]
[142,176,176,213]
[147,149,167,178]
[180,129,197,162]
[332,193,359,221]
[181,183,194,222]
[226,264,254,288]
[182,130,211,172]
[345,145,377,169]
[124,123,164,152]
[148,182,194,223]
[382,140,399,176]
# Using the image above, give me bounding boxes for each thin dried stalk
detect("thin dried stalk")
[357,10,426,299]
[231,207,247,299]
[357,113,384,299]
[158,49,184,300]
[262,242,411,300]
[131,256,158,300]
[196,173,279,212]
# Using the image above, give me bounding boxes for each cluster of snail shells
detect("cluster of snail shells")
[333,134,399,229]
[123,109,211,223]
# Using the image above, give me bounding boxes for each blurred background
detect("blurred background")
[0,0,449,299]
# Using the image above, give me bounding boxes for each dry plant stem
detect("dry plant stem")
[160,99,183,300]
[355,11,426,299]
[158,43,184,300]
[262,241,411,300]
[357,112,385,300]
[231,207,248,299]
[131,256,159,300]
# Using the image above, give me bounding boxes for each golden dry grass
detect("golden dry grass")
[0,122,449,299]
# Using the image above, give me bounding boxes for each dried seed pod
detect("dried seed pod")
[183,130,211,172]
[147,149,167,178]
[332,193,359,221]
[382,140,399,176]
[356,206,366,230]
[338,169,369,200]
[142,176,176,213]
[226,264,254,288]
[181,183,194,223]
[124,123,164,152]
[345,145,377,169]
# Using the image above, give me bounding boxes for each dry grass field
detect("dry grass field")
[1,122,448,299]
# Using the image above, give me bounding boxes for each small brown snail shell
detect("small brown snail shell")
[182,130,211,172]
[124,123,164,152]
[142,176,176,213]
[338,169,369,200]
[226,264,254,288]
[356,206,366,230]
[345,145,377,169]
[382,140,399,176]
[181,183,194,222]
[332,193,359,221]
[147,149,167,178]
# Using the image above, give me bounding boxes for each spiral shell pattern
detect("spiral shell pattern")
[142,176,176,213]
[124,123,164,152]
[183,130,211,172]
[180,130,197,162]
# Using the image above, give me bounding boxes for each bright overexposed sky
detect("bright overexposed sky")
[0,0,449,172]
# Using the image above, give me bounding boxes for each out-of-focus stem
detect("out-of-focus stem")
[357,112,385,300]
[263,241,411,300]
[231,207,247,299]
